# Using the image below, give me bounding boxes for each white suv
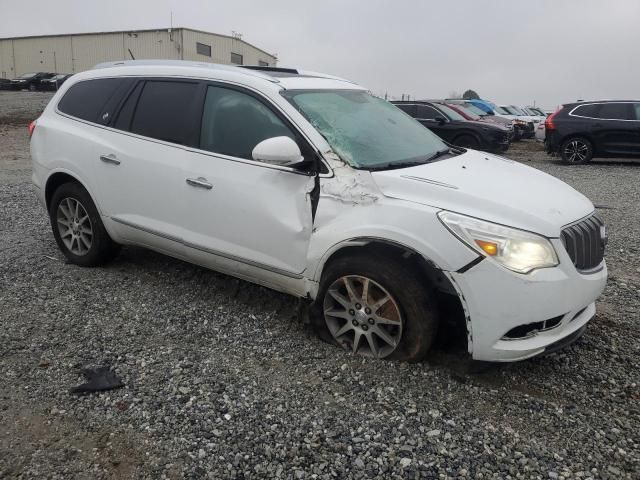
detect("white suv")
[30,61,608,362]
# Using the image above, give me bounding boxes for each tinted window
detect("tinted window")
[130,81,200,145]
[200,85,294,160]
[396,104,417,116]
[596,103,632,120]
[572,104,599,117]
[58,78,126,123]
[416,105,440,120]
[113,81,143,131]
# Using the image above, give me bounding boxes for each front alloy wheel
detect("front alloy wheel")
[323,275,403,358]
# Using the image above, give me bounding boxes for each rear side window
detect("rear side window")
[130,81,200,145]
[199,85,295,160]
[417,105,440,120]
[58,78,127,123]
[596,103,632,120]
[571,104,600,118]
[396,104,417,116]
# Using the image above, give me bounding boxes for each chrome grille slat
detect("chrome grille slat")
[561,215,605,271]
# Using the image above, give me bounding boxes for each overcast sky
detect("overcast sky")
[1,0,638,109]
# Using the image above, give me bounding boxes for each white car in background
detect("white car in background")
[30,60,607,362]
[535,121,546,142]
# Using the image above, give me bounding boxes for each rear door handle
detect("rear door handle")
[186,177,213,190]
[100,154,121,165]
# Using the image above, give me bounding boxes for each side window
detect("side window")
[572,104,598,118]
[58,78,127,123]
[416,105,439,120]
[396,104,417,117]
[130,81,200,145]
[199,85,295,160]
[596,103,632,120]
[113,81,143,131]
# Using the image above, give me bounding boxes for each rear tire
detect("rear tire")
[453,134,481,150]
[561,137,593,164]
[49,182,120,266]
[311,253,438,362]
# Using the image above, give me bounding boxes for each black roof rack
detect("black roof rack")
[241,66,299,75]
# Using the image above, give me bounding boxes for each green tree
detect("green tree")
[463,89,480,100]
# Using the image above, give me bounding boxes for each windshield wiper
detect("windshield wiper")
[367,148,462,171]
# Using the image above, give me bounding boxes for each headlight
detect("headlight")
[438,211,558,274]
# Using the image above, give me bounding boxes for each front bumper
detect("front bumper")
[449,238,607,362]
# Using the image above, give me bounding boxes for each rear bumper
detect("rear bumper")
[449,239,607,362]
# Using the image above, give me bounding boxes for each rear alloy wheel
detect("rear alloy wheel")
[49,182,120,266]
[561,137,592,164]
[324,275,403,358]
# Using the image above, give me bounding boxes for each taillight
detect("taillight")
[28,120,37,138]
[545,109,560,131]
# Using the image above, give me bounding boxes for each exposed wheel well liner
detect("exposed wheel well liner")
[316,239,468,349]
[45,172,85,210]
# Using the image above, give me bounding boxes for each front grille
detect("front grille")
[561,215,606,271]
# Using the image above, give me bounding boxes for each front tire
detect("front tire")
[453,134,480,150]
[311,253,438,362]
[561,137,593,164]
[49,182,119,266]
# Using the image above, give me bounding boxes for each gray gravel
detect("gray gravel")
[1,91,639,479]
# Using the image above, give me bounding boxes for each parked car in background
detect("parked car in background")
[30,60,607,362]
[0,78,13,90]
[500,105,536,138]
[526,106,548,117]
[466,99,530,140]
[39,74,72,91]
[393,100,511,152]
[535,121,545,143]
[10,72,56,91]
[545,100,640,164]
[444,101,515,141]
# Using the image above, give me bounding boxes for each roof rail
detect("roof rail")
[241,66,299,74]
[91,59,280,83]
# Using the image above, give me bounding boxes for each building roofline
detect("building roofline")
[0,27,277,60]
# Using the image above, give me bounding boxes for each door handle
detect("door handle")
[100,154,121,165]
[186,177,213,190]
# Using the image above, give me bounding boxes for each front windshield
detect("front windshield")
[510,105,525,115]
[18,73,36,79]
[284,89,448,169]
[493,105,509,115]
[434,104,466,121]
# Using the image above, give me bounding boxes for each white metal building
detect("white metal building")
[0,28,277,78]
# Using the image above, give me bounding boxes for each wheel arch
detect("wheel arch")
[453,130,482,146]
[312,237,469,351]
[45,170,100,214]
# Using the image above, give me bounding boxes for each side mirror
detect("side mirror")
[435,116,446,125]
[252,136,305,167]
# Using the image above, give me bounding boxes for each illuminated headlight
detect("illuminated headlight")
[438,211,559,274]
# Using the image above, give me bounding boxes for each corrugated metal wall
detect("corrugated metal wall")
[181,30,276,66]
[0,28,276,78]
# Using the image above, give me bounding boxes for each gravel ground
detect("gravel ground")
[1,91,638,479]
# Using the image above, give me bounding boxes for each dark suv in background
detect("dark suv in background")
[545,100,640,164]
[393,100,511,153]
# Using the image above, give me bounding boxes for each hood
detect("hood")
[370,150,594,237]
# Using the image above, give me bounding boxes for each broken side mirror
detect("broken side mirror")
[252,136,305,167]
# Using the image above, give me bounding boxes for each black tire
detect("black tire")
[453,134,480,150]
[561,137,593,164]
[310,252,438,362]
[49,182,120,266]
